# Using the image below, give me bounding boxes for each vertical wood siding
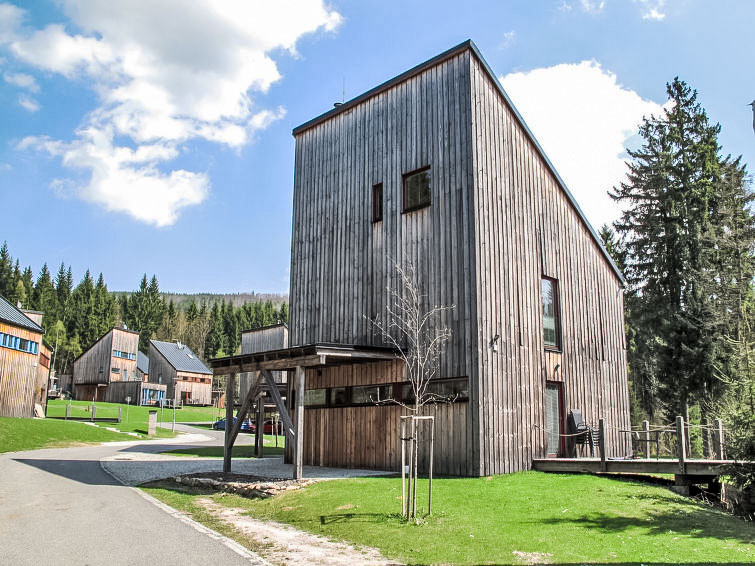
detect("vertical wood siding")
[468,56,631,475]
[73,329,139,400]
[300,360,470,476]
[0,322,43,418]
[290,51,479,473]
[147,344,212,405]
[240,325,288,396]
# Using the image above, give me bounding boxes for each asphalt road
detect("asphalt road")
[0,425,265,566]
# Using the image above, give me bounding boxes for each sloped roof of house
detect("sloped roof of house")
[0,295,44,333]
[292,39,624,285]
[150,340,211,374]
[137,351,149,374]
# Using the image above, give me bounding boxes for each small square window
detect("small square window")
[372,183,383,223]
[402,167,431,212]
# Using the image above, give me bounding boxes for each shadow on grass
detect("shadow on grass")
[319,512,400,525]
[539,508,754,545]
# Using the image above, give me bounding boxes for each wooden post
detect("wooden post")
[118,406,122,423]
[714,418,724,459]
[428,416,434,516]
[598,418,606,472]
[400,418,406,519]
[255,399,264,458]
[65,403,71,420]
[293,366,305,480]
[676,415,686,475]
[223,372,235,474]
[642,420,650,458]
[91,405,96,421]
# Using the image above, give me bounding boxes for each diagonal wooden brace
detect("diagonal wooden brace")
[228,371,264,447]
[262,369,295,436]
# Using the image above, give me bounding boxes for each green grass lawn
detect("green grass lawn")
[46,400,177,438]
[0,416,133,453]
[162,435,285,458]
[143,471,754,565]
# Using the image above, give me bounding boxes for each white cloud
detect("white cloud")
[4,71,38,91]
[500,60,665,229]
[498,31,516,49]
[18,94,38,111]
[579,0,606,13]
[2,1,342,226]
[635,0,666,20]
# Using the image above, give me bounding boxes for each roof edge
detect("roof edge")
[241,322,288,334]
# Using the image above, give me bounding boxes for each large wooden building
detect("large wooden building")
[0,296,47,418]
[148,340,212,405]
[214,40,631,477]
[73,327,166,404]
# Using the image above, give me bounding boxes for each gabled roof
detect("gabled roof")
[292,39,625,285]
[241,322,288,334]
[150,340,212,375]
[137,351,149,374]
[0,295,44,333]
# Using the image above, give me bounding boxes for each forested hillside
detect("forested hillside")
[0,244,288,374]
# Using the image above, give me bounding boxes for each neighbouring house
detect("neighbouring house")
[148,340,212,405]
[20,309,51,408]
[72,327,166,405]
[137,351,149,381]
[0,296,46,418]
[212,40,630,477]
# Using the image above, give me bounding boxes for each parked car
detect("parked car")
[262,420,284,435]
[212,417,255,432]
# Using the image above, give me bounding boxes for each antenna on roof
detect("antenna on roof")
[176,340,184,349]
[17,301,22,309]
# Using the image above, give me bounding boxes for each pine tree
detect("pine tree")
[33,264,58,328]
[0,242,13,298]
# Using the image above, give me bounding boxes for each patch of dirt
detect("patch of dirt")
[512,550,554,565]
[196,497,400,566]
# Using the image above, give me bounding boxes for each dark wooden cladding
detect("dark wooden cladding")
[288,42,630,475]
[240,324,289,395]
[0,321,44,418]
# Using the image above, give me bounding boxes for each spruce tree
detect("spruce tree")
[611,77,722,420]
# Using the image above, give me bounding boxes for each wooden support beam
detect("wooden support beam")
[293,365,305,480]
[223,372,235,474]
[262,370,294,433]
[255,398,264,458]
[642,420,650,458]
[713,418,725,459]
[228,371,262,449]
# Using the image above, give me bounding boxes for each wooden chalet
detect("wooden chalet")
[21,309,51,407]
[0,296,47,417]
[212,40,630,478]
[148,340,212,405]
[73,327,166,404]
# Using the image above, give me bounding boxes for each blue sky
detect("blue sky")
[1,1,753,293]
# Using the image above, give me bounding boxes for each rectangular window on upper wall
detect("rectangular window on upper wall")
[542,277,561,350]
[402,166,431,212]
[372,183,383,223]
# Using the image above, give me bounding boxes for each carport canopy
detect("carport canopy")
[209,343,398,479]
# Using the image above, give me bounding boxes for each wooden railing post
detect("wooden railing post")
[599,418,607,472]
[118,406,122,423]
[676,415,686,475]
[642,420,650,458]
[714,418,725,460]
[91,405,96,421]
[65,403,71,420]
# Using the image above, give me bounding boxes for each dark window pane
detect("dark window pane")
[403,168,431,212]
[427,378,469,401]
[303,389,326,406]
[372,183,383,222]
[330,387,349,406]
[352,384,393,405]
[542,278,560,348]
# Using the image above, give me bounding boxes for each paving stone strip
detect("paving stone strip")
[172,472,316,499]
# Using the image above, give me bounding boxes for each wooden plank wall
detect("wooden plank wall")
[109,330,138,382]
[35,343,51,406]
[468,55,631,475]
[290,50,479,473]
[0,322,43,418]
[73,330,113,387]
[300,359,470,476]
[240,325,288,396]
[146,345,212,405]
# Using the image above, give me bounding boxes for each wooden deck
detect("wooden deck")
[533,457,734,477]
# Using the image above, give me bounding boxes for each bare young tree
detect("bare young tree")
[366,261,454,520]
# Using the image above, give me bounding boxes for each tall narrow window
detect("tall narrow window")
[541,277,561,350]
[402,166,431,212]
[372,183,383,223]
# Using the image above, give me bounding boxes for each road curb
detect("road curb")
[100,460,274,566]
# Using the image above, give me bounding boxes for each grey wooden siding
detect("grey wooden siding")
[469,56,631,475]
[288,42,630,476]
[240,325,288,394]
[73,330,113,387]
[290,50,479,472]
[147,345,211,405]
